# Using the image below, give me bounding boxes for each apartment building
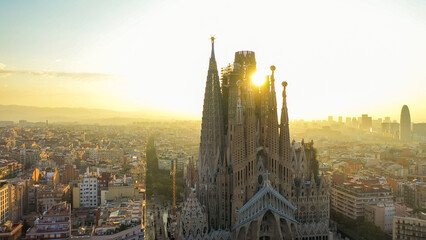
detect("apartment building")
[331,181,393,219]
[73,171,99,209]
[26,202,72,240]
[365,201,395,233]
[0,181,9,224]
[393,213,426,240]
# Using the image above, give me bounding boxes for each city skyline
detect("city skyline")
[0,104,419,124]
[0,1,425,239]
[1,0,426,122]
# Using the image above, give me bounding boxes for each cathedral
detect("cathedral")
[178,38,331,240]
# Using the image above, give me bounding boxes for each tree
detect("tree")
[311,148,319,180]
[331,209,386,240]
[146,136,159,173]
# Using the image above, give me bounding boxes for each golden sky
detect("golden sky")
[1,0,425,121]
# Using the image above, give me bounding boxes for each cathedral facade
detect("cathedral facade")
[182,38,331,240]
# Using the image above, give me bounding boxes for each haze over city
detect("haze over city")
[0,1,426,240]
[1,0,426,122]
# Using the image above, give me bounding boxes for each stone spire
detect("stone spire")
[198,37,225,229]
[279,81,290,160]
[209,36,217,71]
[266,66,280,182]
[279,80,292,189]
[266,65,279,154]
[200,37,224,171]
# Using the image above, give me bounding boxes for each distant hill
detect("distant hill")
[0,105,199,124]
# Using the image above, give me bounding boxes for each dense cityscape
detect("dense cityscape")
[0,41,425,239]
[1,1,426,240]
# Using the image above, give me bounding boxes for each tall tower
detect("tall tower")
[189,40,331,240]
[279,80,292,198]
[400,105,411,142]
[198,37,225,229]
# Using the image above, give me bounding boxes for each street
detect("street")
[146,204,169,240]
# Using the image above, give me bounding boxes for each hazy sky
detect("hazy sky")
[1,0,425,121]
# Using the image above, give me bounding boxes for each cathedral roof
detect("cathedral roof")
[234,173,297,229]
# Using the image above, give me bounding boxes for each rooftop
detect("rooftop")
[44,202,71,217]
[0,159,19,167]
[0,222,22,235]
[337,181,392,194]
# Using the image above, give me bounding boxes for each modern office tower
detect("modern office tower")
[345,117,351,125]
[18,120,27,126]
[400,105,411,142]
[413,123,426,142]
[192,38,330,239]
[352,117,358,127]
[382,122,399,139]
[361,114,372,130]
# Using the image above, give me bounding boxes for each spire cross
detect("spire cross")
[270,65,276,83]
[282,81,288,99]
[264,171,271,184]
[209,35,217,69]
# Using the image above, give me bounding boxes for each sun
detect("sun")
[251,71,266,86]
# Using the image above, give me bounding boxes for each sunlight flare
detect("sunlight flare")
[251,71,266,86]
